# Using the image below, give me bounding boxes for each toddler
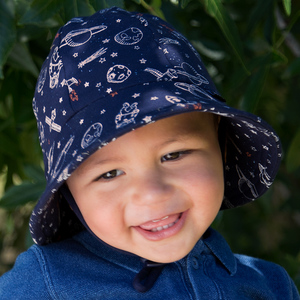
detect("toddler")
[0,6,299,299]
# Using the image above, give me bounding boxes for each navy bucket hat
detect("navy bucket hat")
[30,7,282,245]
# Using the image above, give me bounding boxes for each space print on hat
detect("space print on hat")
[30,7,281,245]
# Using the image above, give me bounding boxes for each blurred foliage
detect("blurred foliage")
[0,0,299,290]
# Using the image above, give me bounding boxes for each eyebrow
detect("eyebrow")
[80,131,200,173]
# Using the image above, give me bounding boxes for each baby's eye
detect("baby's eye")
[161,150,191,162]
[98,169,124,180]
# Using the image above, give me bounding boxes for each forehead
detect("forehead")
[75,112,217,170]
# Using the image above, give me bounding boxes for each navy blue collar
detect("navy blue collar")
[73,226,237,278]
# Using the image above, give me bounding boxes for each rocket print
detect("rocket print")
[144,67,178,81]
[236,165,259,200]
[258,163,272,188]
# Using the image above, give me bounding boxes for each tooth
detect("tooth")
[157,226,163,231]
[163,225,169,229]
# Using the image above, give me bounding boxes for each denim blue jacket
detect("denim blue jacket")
[0,228,299,299]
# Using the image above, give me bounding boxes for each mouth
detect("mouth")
[133,211,187,241]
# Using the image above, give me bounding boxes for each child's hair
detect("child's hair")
[30,7,281,245]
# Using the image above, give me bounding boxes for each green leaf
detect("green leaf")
[241,65,269,113]
[202,0,249,75]
[0,181,45,210]
[286,129,300,173]
[282,0,291,16]
[24,164,45,183]
[0,133,22,158]
[19,0,64,25]
[283,57,300,78]
[6,42,39,77]
[0,0,17,78]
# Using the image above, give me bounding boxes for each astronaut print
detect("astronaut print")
[49,47,63,89]
[115,102,140,129]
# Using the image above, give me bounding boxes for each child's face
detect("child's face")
[67,112,224,263]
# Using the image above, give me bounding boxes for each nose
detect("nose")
[130,169,175,207]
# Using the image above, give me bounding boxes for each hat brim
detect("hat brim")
[30,81,281,245]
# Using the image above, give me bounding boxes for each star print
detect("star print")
[163,49,169,54]
[139,58,147,64]
[96,82,102,87]
[111,52,118,57]
[134,46,140,50]
[84,82,89,87]
[59,97,63,103]
[43,106,46,113]
[132,93,140,98]
[57,141,61,149]
[72,150,77,157]
[100,109,106,114]
[106,88,112,93]
[99,58,106,63]
[73,53,78,58]
[143,116,152,123]
[102,39,110,43]
[151,96,158,100]
[77,155,83,162]
[79,119,84,124]
[116,19,121,23]
[62,110,66,116]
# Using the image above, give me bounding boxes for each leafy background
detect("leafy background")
[0,0,299,290]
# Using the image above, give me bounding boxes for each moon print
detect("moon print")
[107,65,131,83]
[114,27,143,45]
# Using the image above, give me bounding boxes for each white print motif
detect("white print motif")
[45,109,62,133]
[78,47,107,68]
[107,65,131,83]
[175,63,209,85]
[159,38,180,45]
[46,143,55,175]
[135,15,148,26]
[144,67,178,81]
[258,163,272,188]
[165,95,191,104]
[81,123,103,149]
[37,67,47,93]
[236,165,259,200]
[115,102,139,129]
[60,25,107,48]
[49,47,63,89]
[53,136,75,178]
[32,98,38,119]
[114,27,143,45]
[174,82,213,99]
[61,77,79,93]
[64,17,84,27]
[38,121,45,145]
